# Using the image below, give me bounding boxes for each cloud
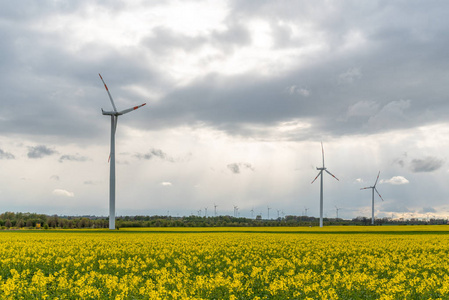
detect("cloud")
[286,85,310,97]
[59,154,89,163]
[346,101,379,119]
[367,100,411,130]
[50,175,60,181]
[381,176,409,185]
[52,189,74,197]
[410,157,444,173]
[421,207,437,213]
[135,148,174,162]
[227,163,255,174]
[27,145,57,159]
[160,182,172,186]
[338,67,362,84]
[0,149,14,159]
[83,180,99,185]
[381,202,412,213]
[355,178,363,183]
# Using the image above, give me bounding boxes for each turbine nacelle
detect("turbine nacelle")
[101,109,117,116]
[102,103,146,116]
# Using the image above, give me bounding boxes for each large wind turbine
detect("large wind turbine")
[99,74,146,230]
[311,142,339,227]
[361,171,384,225]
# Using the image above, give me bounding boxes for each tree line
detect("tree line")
[0,212,447,229]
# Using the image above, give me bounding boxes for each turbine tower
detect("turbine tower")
[361,171,384,225]
[311,142,339,227]
[99,74,146,230]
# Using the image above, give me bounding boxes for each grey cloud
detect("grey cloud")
[345,101,379,119]
[1,1,449,144]
[27,145,57,159]
[0,149,15,159]
[380,202,412,213]
[410,157,444,173]
[367,100,411,131]
[141,1,449,139]
[142,21,250,56]
[59,154,89,163]
[421,207,437,213]
[135,148,174,162]
[227,163,255,174]
[338,68,362,84]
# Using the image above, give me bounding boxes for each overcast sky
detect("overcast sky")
[1,0,449,220]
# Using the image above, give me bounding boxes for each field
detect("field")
[0,226,449,299]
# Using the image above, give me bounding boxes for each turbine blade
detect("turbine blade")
[321,142,325,167]
[374,171,380,187]
[311,171,322,184]
[375,188,384,201]
[325,169,339,181]
[99,74,118,112]
[117,103,146,115]
[360,187,371,190]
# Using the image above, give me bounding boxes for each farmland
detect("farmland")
[0,226,448,299]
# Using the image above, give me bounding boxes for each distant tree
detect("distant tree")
[16,219,24,228]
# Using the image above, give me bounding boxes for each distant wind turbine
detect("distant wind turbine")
[361,171,384,225]
[311,142,339,227]
[335,206,341,219]
[100,74,146,230]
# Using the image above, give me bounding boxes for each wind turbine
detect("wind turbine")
[361,171,384,225]
[99,74,146,230]
[311,142,339,227]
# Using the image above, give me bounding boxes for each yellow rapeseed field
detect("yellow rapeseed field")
[0,226,448,299]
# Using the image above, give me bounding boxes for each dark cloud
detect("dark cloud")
[135,148,174,162]
[137,1,449,140]
[27,145,57,159]
[1,1,449,143]
[410,157,444,173]
[227,163,255,174]
[59,154,89,163]
[0,149,14,159]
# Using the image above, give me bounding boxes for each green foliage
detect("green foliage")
[0,211,446,230]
